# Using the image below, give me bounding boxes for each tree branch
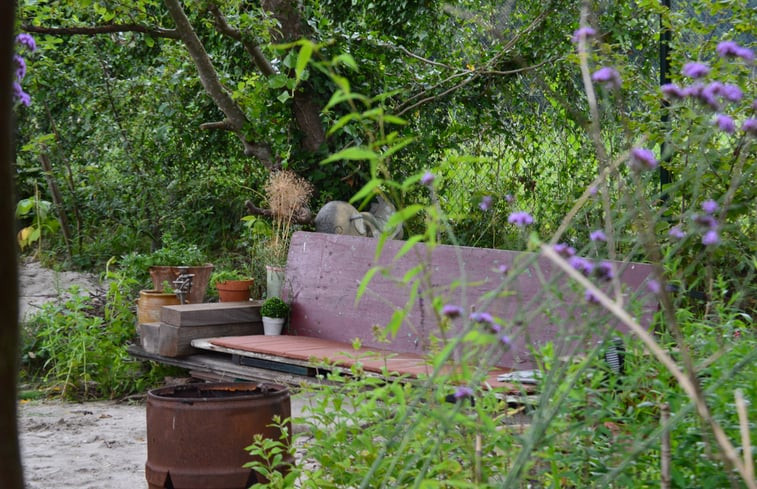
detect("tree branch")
[162,0,273,166]
[207,3,276,77]
[199,120,234,131]
[21,23,180,39]
[245,200,313,224]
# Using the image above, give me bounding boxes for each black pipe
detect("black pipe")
[659,0,673,198]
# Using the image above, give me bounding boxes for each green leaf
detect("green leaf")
[349,179,382,204]
[386,204,425,230]
[277,91,291,103]
[382,114,407,126]
[327,112,360,136]
[355,266,382,304]
[386,309,406,338]
[295,41,313,82]
[321,147,378,165]
[395,235,423,261]
[401,263,423,284]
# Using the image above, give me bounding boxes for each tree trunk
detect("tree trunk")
[262,0,326,153]
[39,153,73,261]
[1,1,25,487]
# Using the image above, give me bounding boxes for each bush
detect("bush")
[260,297,289,318]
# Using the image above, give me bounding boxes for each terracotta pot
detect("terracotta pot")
[216,279,254,302]
[149,264,214,304]
[137,290,181,326]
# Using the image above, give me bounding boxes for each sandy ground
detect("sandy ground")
[15,260,313,489]
[18,399,149,489]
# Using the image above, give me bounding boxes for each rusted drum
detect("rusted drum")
[145,382,291,489]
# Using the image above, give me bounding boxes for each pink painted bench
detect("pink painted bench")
[202,231,658,386]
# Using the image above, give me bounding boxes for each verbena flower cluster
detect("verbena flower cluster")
[13,33,36,107]
[660,40,755,135]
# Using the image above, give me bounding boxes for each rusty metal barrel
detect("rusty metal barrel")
[145,382,291,489]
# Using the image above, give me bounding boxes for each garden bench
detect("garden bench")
[190,231,658,392]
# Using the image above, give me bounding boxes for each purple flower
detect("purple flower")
[569,256,594,276]
[721,84,743,102]
[629,147,658,171]
[497,264,508,274]
[469,311,494,325]
[647,279,661,294]
[735,47,755,62]
[420,171,435,186]
[661,83,686,99]
[701,200,718,214]
[504,193,514,203]
[15,33,36,52]
[507,211,534,227]
[572,26,596,43]
[442,304,463,319]
[553,243,576,258]
[683,83,719,110]
[479,196,492,211]
[591,67,621,89]
[693,214,718,229]
[12,82,30,107]
[715,114,735,133]
[682,62,710,78]
[454,386,474,400]
[668,226,686,240]
[589,185,598,196]
[585,289,600,304]
[717,41,740,57]
[500,335,512,347]
[717,41,754,62]
[743,119,757,136]
[14,54,26,81]
[702,230,720,246]
[595,261,614,282]
[589,229,607,242]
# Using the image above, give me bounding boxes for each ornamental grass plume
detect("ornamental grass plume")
[264,170,313,264]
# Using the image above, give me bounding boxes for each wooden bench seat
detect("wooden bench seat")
[190,231,658,391]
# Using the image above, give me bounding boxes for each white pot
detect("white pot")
[262,316,286,336]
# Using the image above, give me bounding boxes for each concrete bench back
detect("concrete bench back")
[284,231,657,370]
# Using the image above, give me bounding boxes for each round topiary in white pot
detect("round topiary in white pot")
[260,296,290,335]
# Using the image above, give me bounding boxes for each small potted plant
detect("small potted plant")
[259,296,290,335]
[210,270,255,302]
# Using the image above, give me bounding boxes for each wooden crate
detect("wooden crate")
[138,301,263,357]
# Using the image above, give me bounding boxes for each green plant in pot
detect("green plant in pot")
[121,234,214,304]
[211,270,255,303]
[260,297,290,336]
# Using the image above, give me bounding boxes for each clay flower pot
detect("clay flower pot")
[216,279,254,302]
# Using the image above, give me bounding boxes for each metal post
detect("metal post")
[660,0,673,199]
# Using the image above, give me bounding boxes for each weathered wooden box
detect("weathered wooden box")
[138,301,263,357]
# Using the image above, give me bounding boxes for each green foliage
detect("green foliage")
[260,296,289,319]
[117,233,207,291]
[15,188,59,253]
[20,267,171,399]
[209,269,250,288]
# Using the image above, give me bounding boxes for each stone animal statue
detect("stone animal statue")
[314,196,403,239]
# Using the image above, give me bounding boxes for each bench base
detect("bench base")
[192,335,535,394]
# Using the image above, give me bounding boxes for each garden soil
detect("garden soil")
[16,260,313,489]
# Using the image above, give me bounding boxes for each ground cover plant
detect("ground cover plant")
[243,4,756,488]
